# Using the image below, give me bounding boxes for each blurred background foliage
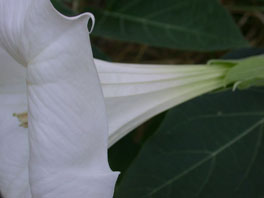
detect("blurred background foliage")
[51,1,264,197]
[52,0,264,63]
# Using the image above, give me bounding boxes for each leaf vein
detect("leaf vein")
[144,118,264,197]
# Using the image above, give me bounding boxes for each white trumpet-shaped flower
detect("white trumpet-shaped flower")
[0,0,118,198]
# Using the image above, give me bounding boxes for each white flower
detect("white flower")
[0,1,229,198]
[0,0,118,197]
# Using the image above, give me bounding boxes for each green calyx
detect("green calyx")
[208,55,264,90]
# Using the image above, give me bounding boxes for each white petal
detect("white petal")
[0,47,26,94]
[0,93,30,198]
[0,0,95,65]
[0,0,33,65]
[0,46,29,198]
[25,2,117,198]
[95,59,227,147]
[0,1,118,197]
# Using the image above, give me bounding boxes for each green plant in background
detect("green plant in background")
[0,0,264,198]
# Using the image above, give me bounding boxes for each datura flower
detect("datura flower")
[0,0,118,197]
[1,0,261,198]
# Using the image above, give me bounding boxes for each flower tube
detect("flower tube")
[95,59,228,146]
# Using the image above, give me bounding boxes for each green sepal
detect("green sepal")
[208,55,264,90]
[224,55,264,90]
[207,59,239,67]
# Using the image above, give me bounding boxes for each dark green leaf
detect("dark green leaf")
[116,89,264,198]
[90,0,248,51]
[222,48,264,59]
[51,0,75,16]
[92,45,111,61]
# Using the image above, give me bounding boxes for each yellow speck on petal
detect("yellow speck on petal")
[13,112,28,128]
